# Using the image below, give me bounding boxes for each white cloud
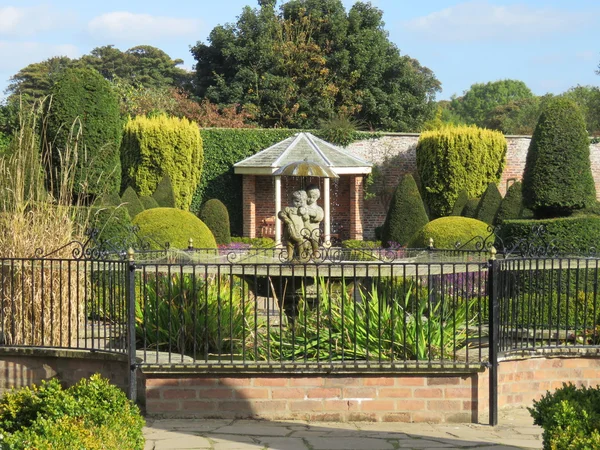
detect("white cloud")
[0,41,79,73]
[0,5,74,37]
[87,12,202,41]
[403,1,591,42]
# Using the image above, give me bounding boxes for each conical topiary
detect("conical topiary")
[198,199,231,245]
[140,195,160,210]
[152,175,176,208]
[121,186,145,219]
[496,181,524,223]
[380,174,429,247]
[451,190,469,216]
[475,182,503,225]
[462,198,480,218]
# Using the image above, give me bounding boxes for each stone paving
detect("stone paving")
[143,407,542,450]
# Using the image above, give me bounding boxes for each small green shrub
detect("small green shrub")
[132,207,216,249]
[85,206,133,249]
[199,198,231,245]
[341,239,383,261]
[451,189,469,216]
[462,198,480,218]
[408,217,491,250]
[0,374,145,450]
[139,195,159,210]
[475,182,503,225]
[496,181,525,223]
[97,191,122,207]
[380,174,429,247]
[230,236,274,248]
[152,174,176,208]
[120,186,145,218]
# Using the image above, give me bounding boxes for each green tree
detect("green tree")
[483,96,552,135]
[46,67,122,198]
[522,97,596,217]
[191,0,439,130]
[5,56,76,100]
[450,79,534,127]
[561,85,600,136]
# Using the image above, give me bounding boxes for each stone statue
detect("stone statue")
[278,186,324,261]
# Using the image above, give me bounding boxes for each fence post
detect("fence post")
[487,246,499,426]
[126,247,137,402]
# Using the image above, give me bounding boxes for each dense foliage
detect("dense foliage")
[199,198,232,245]
[140,195,159,210]
[46,67,122,197]
[408,217,491,250]
[132,208,217,249]
[522,97,596,217]
[151,175,176,208]
[121,115,203,210]
[380,174,428,247]
[121,186,145,218]
[0,375,144,449]
[474,182,503,225]
[495,181,527,223]
[451,189,469,216]
[416,125,506,218]
[191,0,440,130]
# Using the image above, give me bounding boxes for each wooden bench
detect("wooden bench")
[260,216,276,239]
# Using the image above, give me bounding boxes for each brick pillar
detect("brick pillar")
[349,175,364,240]
[242,175,256,238]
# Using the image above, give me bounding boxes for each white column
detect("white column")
[275,176,282,245]
[324,177,331,243]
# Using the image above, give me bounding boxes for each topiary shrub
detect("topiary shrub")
[120,186,144,219]
[88,206,134,249]
[132,207,216,249]
[46,67,122,197]
[451,189,469,216]
[151,174,176,208]
[96,192,122,207]
[121,115,203,210]
[416,125,506,218]
[462,198,480,218]
[380,174,429,247]
[198,198,231,245]
[408,216,491,250]
[0,374,145,449]
[230,236,274,248]
[522,97,596,217]
[139,195,159,210]
[496,181,525,223]
[475,182,503,225]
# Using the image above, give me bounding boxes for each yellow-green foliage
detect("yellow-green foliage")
[132,207,216,249]
[408,216,491,250]
[121,115,203,210]
[416,125,506,218]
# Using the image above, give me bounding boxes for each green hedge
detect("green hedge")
[416,125,506,218]
[199,198,231,245]
[408,216,491,250]
[0,374,144,449]
[496,181,525,223]
[475,182,502,225]
[120,186,144,219]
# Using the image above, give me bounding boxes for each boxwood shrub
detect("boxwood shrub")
[408,217,491,250]
[199,198,231,245]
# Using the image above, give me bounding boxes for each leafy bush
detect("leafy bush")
[132,207,216,249]
[496,181,525,223]
[451,189,469,216]
[230,236,274,248]
[475,182,503,225]
[522,97,596,217]
[120,186,144,218]
[416,125,506,218]
[0,374,144,449]
[461,198,480,218]
[529,383,600,449]
[97,191,122,207]
[380,174,429,247]
[121,115,203,210]
[46,67,122,196]
[315,117,370,147]
[151,174,176,208]
[341,239,383,261]
[199,198,231,245]
[140,195,159,210]
[85,206,134,250]
[408,216,491,250]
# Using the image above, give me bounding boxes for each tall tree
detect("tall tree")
[561,85,600,136]
[190,0,440,130]
[5,56,76,100]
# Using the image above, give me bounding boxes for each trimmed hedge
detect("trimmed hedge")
[380,174,429,247]
[416,125,506,218]
[462,198,480,218]
[192,129,297,235]
[121,115,203,210]
[451,189,469,216]
[199,198,231,245]
[152,174,176,208]
[0,374,144,449]
[88,206,134,249]
[498,215,600,254]
[120,186,144,218]
[230,236,274,248]
[408,216,491,250]
[475,182,502,225]
[495,181,524,223]
[522,97,596,217]
[132,207,216,249]
[46,67,122,196]
[140,195,159,210]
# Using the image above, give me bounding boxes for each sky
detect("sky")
[0,0,599,102]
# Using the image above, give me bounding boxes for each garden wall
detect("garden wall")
[346,134,600,239]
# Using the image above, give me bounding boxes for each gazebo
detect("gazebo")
[233,132,372,244]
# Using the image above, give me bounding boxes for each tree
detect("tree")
[561,85,600,136]
[191,0,440,130]
[46,67,122,198]
[5,56,76,100]
[483,96,551,135]
[522,97,596,217]
[450,79,534,127]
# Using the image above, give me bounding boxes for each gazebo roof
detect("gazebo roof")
[233,132,372,175]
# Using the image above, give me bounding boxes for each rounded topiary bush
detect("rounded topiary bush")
[475,182,503,225]
[496,181,524,223]
[198,199,231,245]
[451,189,469,216]
[408,216,491,250]
[132,208,216,249]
